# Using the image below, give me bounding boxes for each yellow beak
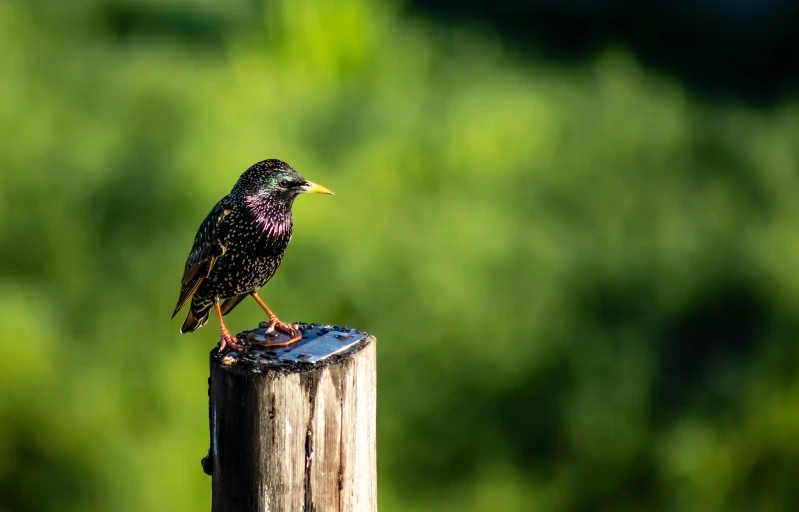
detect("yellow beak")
[301,181,334,195]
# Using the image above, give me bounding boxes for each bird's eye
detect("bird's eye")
[280,179,289,187]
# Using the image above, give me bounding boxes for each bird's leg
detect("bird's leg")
[251,292,301,345]
[214,301,244,353]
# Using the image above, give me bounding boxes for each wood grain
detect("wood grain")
[208,326,376,512]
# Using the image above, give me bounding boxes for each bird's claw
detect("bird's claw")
[257,317,302,346]
[260,318,298,338]
[218,330,246,354]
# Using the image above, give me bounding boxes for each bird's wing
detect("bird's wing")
[219,293,248,316]
[171,201,231,318]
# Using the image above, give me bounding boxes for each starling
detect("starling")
[172,159,333,352]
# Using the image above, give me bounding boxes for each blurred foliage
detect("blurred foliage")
[410,0,799,102]
[2,0,799,511]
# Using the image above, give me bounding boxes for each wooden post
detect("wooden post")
[203,323,377,512]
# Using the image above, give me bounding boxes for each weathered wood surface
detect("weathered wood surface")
[206,323,377,512]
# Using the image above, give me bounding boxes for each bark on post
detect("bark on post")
[204,323,376,512]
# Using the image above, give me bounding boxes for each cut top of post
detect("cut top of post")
[214,322,371,375]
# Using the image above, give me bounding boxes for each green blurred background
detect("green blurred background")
[2,0,799,511]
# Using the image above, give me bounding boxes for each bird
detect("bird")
[172,159,333,352]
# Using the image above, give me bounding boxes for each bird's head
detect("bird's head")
[234,159,334,203]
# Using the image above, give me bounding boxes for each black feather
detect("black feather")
[172,159,317,336]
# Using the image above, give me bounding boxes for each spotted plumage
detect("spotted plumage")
[172,159,333,351]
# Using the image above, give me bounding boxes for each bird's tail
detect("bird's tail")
[181,299,212,333]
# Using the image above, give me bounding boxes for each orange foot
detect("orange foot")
[258,317,302,346]
[218,329,246,353]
